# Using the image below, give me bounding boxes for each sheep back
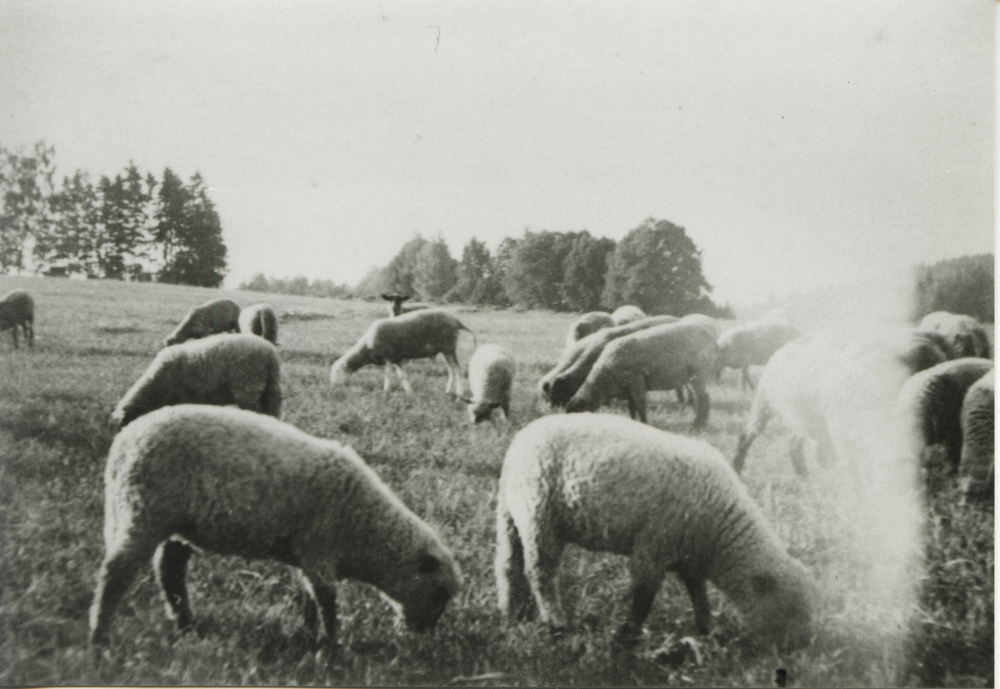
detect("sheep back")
[565,312,615,348]
[466,343,516,422]
[718,321,800,370]
[91,404,461,646]
[544,315,679,406]
[495,413,812,646]
[0,289,34,347]
[112,333,281,428]
[610,305,647,326]
[165,298,241,345]
[959,369,994,500]
[239,303,279,345]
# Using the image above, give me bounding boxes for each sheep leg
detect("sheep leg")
[733,391,772,474]
[741,368,755,391]
[24,320,33,347]
[393,364,414,395]
[89,542,157,645]
[153,539,195,631]
[442,352,465,396]
[10,325,18,349]
[624,375,648,423]
[689,376,710,429]
[519,519,568,630]
[298,570,339,647]
[494,505,535,622]
[677,570,712,634]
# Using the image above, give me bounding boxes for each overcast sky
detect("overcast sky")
[0,1,993,305]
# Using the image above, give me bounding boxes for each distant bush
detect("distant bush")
[239,273,352,299]
[911,254,994,323]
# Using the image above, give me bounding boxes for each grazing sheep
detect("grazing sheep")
[381,294,432,317]
[111,333,281,430]
[90,405,462,649]
[540,315,680,407]
[894,358,994,475]
[564,311,615,348]
[733,327,950,478]
[717,320,800,391]
[959,369,994,500]
[461,343,517,423]
[919,311,992,360]
[330,309,475,395]
[238,303,279,345]
[164,298,241,346]
[0,289,34,348]
[495,413,813,648]
[610,305,647,326]
[564,321,719,428]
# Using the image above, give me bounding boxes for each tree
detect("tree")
[911,254,994,323]
[0,141,57,273]
[413,236,457,299]
[446,237,508,305]
[36,168,100,276]
[156,171,227,287]
[501,230,578,310]
[560,232,616,312]
[94,165,156,279]
[601,217,714,316]
[382,234,428,297]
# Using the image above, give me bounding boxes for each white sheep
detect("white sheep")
[717,320,800,391]
[0,289,34,348]
[894,357,994,476]
[919,311,992,359]
[495,413,814,648]
[89,404,462,650]
[238,302,279,345]
[540,315,679,407]
[610,304,647,326]
[959,369,994,500]
[330,308,475,396]
[164,298,241,346]
[111,333,281,430]
[564,320,719,427]
[564,312,615,349]
[381,293,432,317]
[461,343,516,423]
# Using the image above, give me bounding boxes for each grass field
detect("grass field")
[0,275,992,687]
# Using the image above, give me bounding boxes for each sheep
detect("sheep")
[564,311,615,349]
[495,413,813,648]
[540,315,679,407]
[164,298,241,346]
[89,404,462,650]
[381,293,432,317]
[461,343,517,423]
[238,302,279,345]
[330,308,475,396]
[733,327,950,478]
[0,289,34,348]
[717,320,800,391]
[111,333,281,430]
[564,320,719,428]
[894,357,994,477]
[919,311,992,359]
[959,369,994,500]
[610,304,647,326]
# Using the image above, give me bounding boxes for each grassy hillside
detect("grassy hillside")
[0,276,992,687]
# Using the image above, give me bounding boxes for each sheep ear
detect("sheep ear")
[750,573,778,595]
[417,553,441,575]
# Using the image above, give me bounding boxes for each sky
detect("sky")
[0,0,994,306]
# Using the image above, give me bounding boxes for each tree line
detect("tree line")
[911,254,994,323]
[245,218,731,317]
[0,141,227,287]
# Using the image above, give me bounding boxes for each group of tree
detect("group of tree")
[351,218,731,317]
[239,273,352,299]
[911,254,994,323]
[0,141,227,287]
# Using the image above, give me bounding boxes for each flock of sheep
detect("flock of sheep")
[2,287,992,660]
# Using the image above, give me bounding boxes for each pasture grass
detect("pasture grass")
[0,275,992,687]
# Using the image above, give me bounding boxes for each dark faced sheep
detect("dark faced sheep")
[894,357,994,478]
[90,405,462,651]
[111,333,281,430]
[164,298,241,346]
[564,312,615,348]
[496,413,814,649]
[330,309,475,395]
[959,369,994,501]
[564,320,719,428]
[381,293,432,318]
[0,289,34,348]
[540,315,680,407]
[238,303,279,345]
